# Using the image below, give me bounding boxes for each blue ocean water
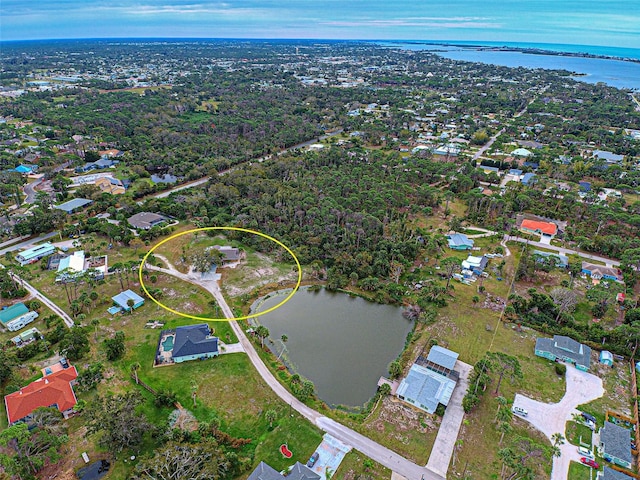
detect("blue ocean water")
[377,41,640,90]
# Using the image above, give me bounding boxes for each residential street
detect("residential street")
[0,231,60,256]
[505,235,621,267]
[145,260,446,480]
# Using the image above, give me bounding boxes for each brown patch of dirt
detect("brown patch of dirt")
[366,396,439,438]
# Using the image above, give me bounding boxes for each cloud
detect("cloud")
[320,19,501,29]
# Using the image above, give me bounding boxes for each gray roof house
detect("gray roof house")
[127,212,168,230]
[600,421,633,469]
[535,335,591,371]
[172,324,219,363]
[396,346,459,414]
[211,245,241,264]
[597,466,635,480]
[247,462,319,480]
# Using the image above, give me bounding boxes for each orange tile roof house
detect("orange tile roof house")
[5,365,78,425]
[520,219,557,237]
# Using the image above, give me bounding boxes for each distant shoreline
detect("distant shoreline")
[380,41,640,65]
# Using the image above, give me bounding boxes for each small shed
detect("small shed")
[599,350,614,367]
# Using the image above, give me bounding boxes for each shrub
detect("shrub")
[154,389,178,408]
[555,363,566,376]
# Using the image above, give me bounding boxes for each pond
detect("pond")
[253,287,413,407]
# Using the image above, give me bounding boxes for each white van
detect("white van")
[512,406,528,417]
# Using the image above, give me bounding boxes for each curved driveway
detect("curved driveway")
[146,261,445,480]
[512,365,604,480]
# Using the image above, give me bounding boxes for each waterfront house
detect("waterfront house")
[534,335,591,371]
[396,346,459,414]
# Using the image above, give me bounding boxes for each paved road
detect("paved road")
[426,361,472,477]
[0,231,60,256]
[473,127,505,161]
[512,366,604,480]
[15,274,75,328]
[145,260,445,480]
[0,262,75,328]
[23,178,43,204]
[505,235,621,267]
[150,176,211,200]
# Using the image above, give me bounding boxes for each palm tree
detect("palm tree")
[497,421,512,445]
[495,396,508,420]
[255,325,270,349]
[265,409,277,428]
[91,318,100,341]
[130,362,140,384]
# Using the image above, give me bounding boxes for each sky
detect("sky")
[2,0,639,49]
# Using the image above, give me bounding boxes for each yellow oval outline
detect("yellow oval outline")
[138,227,302,322]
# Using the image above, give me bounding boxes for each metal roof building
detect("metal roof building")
[53,198,93,214]
[16,243,56,266]
[397,364,457,414]
[111,289,145,312]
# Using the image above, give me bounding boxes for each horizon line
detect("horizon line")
[1,36,638,51]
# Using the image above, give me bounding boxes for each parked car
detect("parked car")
[581,412,596,424]
[307,452,319,468]
[512,406,528,417]
[580,457,599,469]
[577,446,594,459]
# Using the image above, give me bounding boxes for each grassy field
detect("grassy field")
[334,450,391,480]
[565,421,593,447]
[567,460,591,480]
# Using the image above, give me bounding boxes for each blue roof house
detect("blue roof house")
[172,324,219,363]
[521,173,537,186]
[579,181,591,192]
[111,289,145,313]
[396,345,459,414]
[14,164,36,174]
[446,233,474,251]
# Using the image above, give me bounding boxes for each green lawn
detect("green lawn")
[566,421,594,447]
[334,450,391,480]
[568,460,592,480]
